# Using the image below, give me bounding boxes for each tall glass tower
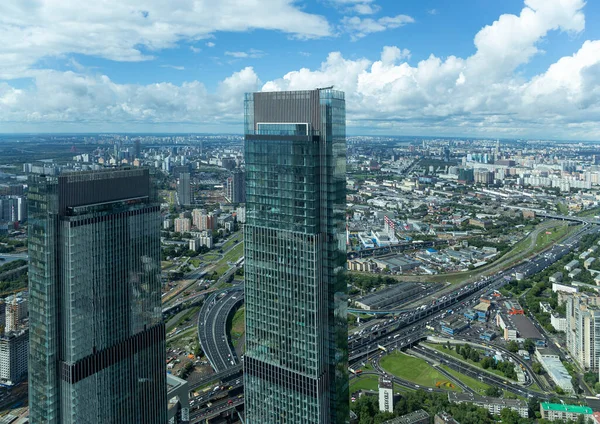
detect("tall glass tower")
[243,89,348,423]
[28,168,167,424]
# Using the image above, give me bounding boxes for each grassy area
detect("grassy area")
[557,203,569,215]
[166,306,200,333]
[425,343,511,381]
[161,260,174,270]
[223,242,244,263]
[379,352,460,391]
[349,374,380,394]
[189,258,201,268]
[440,365,492,395]
[534,225,571,250]
[230,306,245,339]
[577,206,600,217]
[221,232,243,251]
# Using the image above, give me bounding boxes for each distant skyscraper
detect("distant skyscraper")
[28,168,166,424]
[134,139,141,159]
[177,172,191,206]
[225,169,246,204]
[243,89,348,423]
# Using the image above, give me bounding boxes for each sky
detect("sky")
[1,0,600,140]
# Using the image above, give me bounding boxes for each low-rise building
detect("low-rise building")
[535,349,575,394]
[551,313,567,332]
[440,317,470,335]
[383,409,429,424]
[540,402,592,422]
[549,272,563,283]
[448,393,528,418]
[565,260,579,272]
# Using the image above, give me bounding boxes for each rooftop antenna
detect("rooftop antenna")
[317,85,334,90]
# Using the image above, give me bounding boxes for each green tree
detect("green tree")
[523,338,536,354]
[507,341,519,353]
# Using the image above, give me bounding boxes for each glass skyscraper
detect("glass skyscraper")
[28,168,167,424]
[243,89,348,423]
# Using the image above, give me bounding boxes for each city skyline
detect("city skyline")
[0,0,599,140]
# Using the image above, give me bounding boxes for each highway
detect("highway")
[198,288,244,373]
[348,223,596,364]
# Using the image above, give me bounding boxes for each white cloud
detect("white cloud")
[0,0,599,139]
[352,4,380,15]
[341,14,415,40]
[427,9,438,15]
[206,42,216,48]
[0,0,330,78]
[0,67,261,126]
[224,49,266,59]
[160,65,185,70]
[190,46,202,53]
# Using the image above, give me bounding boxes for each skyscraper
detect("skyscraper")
[225,169,246,204]
[243,89,348,423]
[177,172,191,206]
[28,168,166,424]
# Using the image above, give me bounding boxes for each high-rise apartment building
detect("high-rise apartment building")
[565,293,600,371]
[174,216,192,233]
[28,168,166,424]
[243,89,348,423]
[177,172,191,206]
[226,169,246,204]
[0,329,28,386]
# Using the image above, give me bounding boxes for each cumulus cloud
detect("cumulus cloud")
[206,42,216,48]
[0,67,261,126]
[0,0,598,139]
[341,14,415,40]
[0,0,330,78]
[224,49,266,59]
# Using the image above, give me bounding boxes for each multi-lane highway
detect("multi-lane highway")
[348,223,596,365]
[198,288,244,373]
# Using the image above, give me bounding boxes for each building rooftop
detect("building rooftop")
[540,402,592,414]
[509,314,543,339]
[383,409,430,424]
[473,302,491,312]
[379,376,393,390]
[449,392,526,409]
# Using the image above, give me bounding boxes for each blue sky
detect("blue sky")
[1,0,600,139]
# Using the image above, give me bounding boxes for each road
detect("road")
[198,288,244,373]
[348,223,596,363]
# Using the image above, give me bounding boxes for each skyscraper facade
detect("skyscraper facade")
[28,168,166,424]
[177,172,191,206]
[243,89,348,423]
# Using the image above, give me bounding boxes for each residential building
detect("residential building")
[235,206,246,224]
[5,295,27,332]
[565,293,600,372]
[434,412,460,424]
[243,89,348,423]
[448,393,528,418]
[383,409,429,424]
[0,329,28,386]
[177,172,191,206]
[174,216,191,233]
[379,376,394,413]
[27,168,166,424]
[540,402,592,422]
